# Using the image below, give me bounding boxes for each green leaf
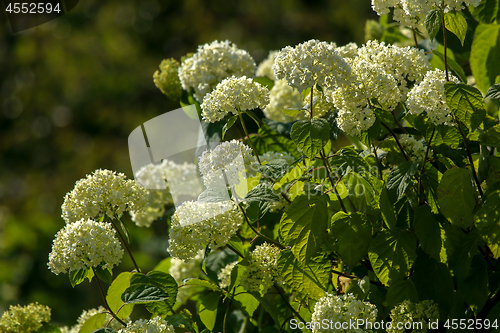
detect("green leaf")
[243,110,261,128]
[386,279,419,309]
[368,228,417,286]
[283,108,305,117]
[470,0,499,24]
[91,329,115,333]
[279,194,329,263]
[432,50,467,83]
[35,323,62,333]
[117,219,130,244]
[253,76,274,90]
[251,293,283,327]
[425,9,442,42]
[413,206,442,261]
[290,119,330,159]
[79,313,107,333]
[69,268,94,288]
[253,125,301,158]
[343,172,379,214]
[277,250,330,302]
[106,272,134,320]
[129,271,178,309]
[380,187,397,229]
[95,266,113,284]
[121,284,170,304]
[470,23,500,95]
[444,11,468,45]
[437,168,476,228]
[222,115,238,139]
[486,83,500,99]
[386,161,419,200]
[198,291,221,331]
[184,278,221,291]
[445,83,486,130]
[233,288,259,317]
[329,212,372,267]
[458,254,488,314]
[475,189,500,258]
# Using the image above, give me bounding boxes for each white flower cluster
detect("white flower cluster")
[264,79,305,123]
[201,76,270,123]
[61,169,147,223]
[59,306,127,333]
[241,243,280,295]
[336,42,359,59]
[399,134,433,161]
[48,219,123,274]
[169,250,204,303]
[311,293,378,333]
[406,69,460,125]
[388,300,439,333]
[256,50,279,80]
[371,0,481,27]
[178,40,256,103]
[273,39,353,92]
[0,303,50,333]
[198,140,257,189]
[118,316,175,333]
[167,201,243,260]
[218,261,238,289]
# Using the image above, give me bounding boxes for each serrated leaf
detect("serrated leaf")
[386,161,419,200]
[222,115,238,139]
[437,168,476,228]
[432,50,467,83]
[445,83,486,130]
[368,228,417,286]
[233,287,259,317]
[380,187,397,229]
[106,272,134,320]
[444,11,468,45]
[280,194,329,263]
[129,271,178,309]
[291,119,330,159]
[121,284,169,304]
[253,76,274,90]
[342,172,379,214]
[475,190,500,258]
[79,313,107,333]
[283,108,304,117]
[198,291,221,331]
[425,9,442,42]
[184,278,221,291]
[470,23,500,95]
[486,83,500,99]
[329,212,372,267]
[69,268,94,288]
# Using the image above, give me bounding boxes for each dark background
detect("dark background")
[0,0,376,325]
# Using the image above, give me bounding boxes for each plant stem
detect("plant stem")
[412,28,419,48]
[111,219,141,272]
[319,150,347,213]
[226,243,244,258]
[238,111,261,164]
[92,267,127,327]
[418,128,436,202]
[381,121,409,161]
[441,8,449,81]
[223,287,236,333]
[391,110,407,134]
[456,120,484,197]
[372,141,383,180]
[274,283,307,324]
[310,86,314,119]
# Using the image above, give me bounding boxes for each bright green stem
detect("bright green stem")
[92,267,127,327]
[111,219,141,272]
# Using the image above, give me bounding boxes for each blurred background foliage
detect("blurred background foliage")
[0,0,376,325]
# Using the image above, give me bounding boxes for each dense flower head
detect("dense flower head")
[406,69,460,125]
[336,42,359,59]
[311,293,378,333]
[0,303,51,333]
[167,200,244,260]
[356,40,431,96]
[61,169,147,223]
[264,79,305,123]
[59,306,127,333]
[241,243,280,295]
[198,140,257,189]
[153,58,183,101]
[178,40,256,103]
[48,219,123,274]
[218,261,238,288]
[201,76,270,123]
[169,250,204,303]
[399,134,433,161]
[273,39,353,92]
[118,316,175,333]
[256,50,279,80]
[388,300,439,333]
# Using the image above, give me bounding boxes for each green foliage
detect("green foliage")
[471,23,500,94]
[486,83,500,99]
[444,11,469,45]
[386,161,419,200]
[69,268,94,288]
[106,272,134,319]
[198,292,221,331]
[290,119,330,159]
[426,9,443,42]
[471,0,500,23]
[432,50,467,83]
[79,313,107,333]
[445,83,486,130]
[475,190,500,258]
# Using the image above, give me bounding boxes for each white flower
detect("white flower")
[273,39,353,92]
[406,68,460,125]
[311,293,378,333]
[118,316,175,333]
[399,134,433,161]
[169,251,204,303]
[241,243,280,295]
[336,42,359,59]
[201,76,270,123]
[167,201,244,260]
[178,40,256,103]
[0,303,51,333]
[218,261,238,288]
[388,300,439,333]
[61,169,147,223]
[256,50,279,80]
[264,79,305,123]
[48,219,123,274]
[198,140,257,189]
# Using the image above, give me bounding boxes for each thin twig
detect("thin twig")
[111,220,140,272]
[226,243,244,259]
[456,120,483,197]
[92,267,127,327]
[274,283,307,325]
[223,287,236,333]
[381,121,409,161]
[418,128,436,202]
[412,27,419,48]
[319,150,347,212]
[441,6,449,81]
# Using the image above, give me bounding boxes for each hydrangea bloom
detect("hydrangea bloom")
[273,39,353,92]
[256,50,279,80]
[388,300,439,333]
[311,293,378,333]
[61,169,147,223]
[399,134,433,161]
[241,243,280,295]
[118,316,175,333]
[169,250,204,303]
[178,40,256,103]
[336,42,359,59]
[198,140,257,189]
[167,200,244,260]
[263,79,305,123]
[201,76,270,123]
[59,306,127,333]
[406,69,460,125]
[0,303,51,333]
[218,261,238,289]
[153,58,182,101]
[48,219,123,274]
